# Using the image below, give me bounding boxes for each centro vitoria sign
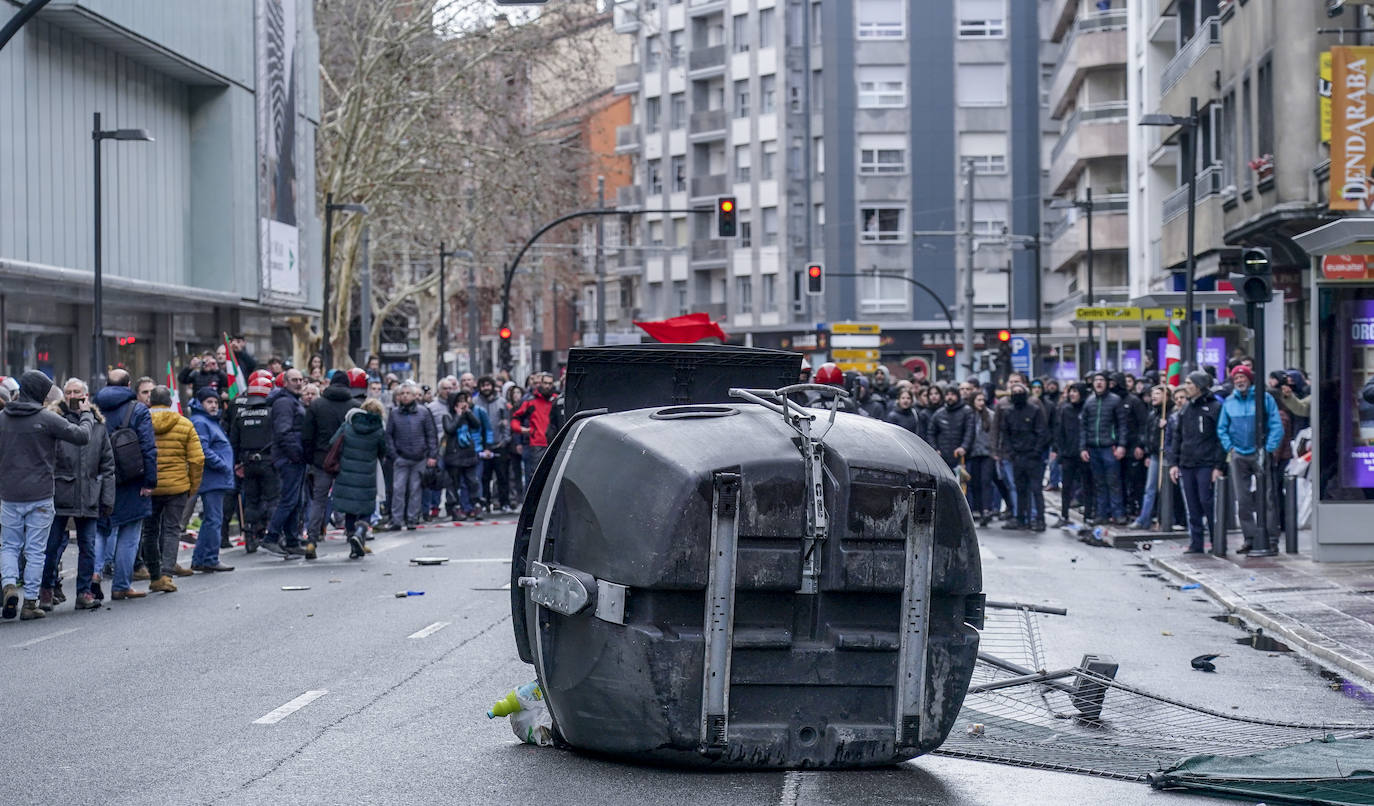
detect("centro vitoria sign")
[1332,46,1374,211]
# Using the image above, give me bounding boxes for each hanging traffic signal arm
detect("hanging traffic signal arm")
[805,263,824,295]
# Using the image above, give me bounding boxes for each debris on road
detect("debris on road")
[488,681,554,747]
[1191,654,1221,673]
[394,590,425,598]
[409,557,449,566]
[281,586,310,591]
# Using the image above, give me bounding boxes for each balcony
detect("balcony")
[1160,166,1227,269]
[615,124,641,154]
[1047,10,1128,119]
[1048,101,1128,195]
[696,301,728,319]
[617,184,644,210]
[688,0,725,15]
[688,44,726,76]
[1046,194,1129,274]
[688,107,726,140]
[612,0,639,33]
[689,173,727,199]
[690,239,727,263]
[613,62,641,95]
[1160,17,1220,117]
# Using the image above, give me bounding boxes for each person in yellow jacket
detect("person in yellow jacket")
[138,386,203,594]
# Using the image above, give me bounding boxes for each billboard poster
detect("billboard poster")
[257,0,301,300]
[1341,300,1374,489]
[1156,337,1226,372]
[1329,46,1374,211]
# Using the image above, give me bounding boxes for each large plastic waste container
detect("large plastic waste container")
[510,378,984,768]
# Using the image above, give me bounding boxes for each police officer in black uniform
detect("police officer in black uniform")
[229,370,279,553]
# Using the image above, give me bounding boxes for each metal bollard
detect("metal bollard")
[1284,474,1299,554]
[1158,471,1175,533]
[1211,475,1228,556]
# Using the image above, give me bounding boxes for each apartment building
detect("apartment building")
[1043,0,1130,374]
[607,0,1046,368]
[1128,0,1338,368]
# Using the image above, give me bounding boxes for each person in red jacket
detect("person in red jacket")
[511,373,557,487]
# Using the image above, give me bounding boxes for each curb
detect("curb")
[1150,554,1374,686]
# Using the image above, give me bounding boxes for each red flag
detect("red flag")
[633,312,728,344]
[1164,322,1183,387]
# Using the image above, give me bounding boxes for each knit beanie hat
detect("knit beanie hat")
[1187,370,1212,391]
[18,370,53,404]
[194,386,220,404]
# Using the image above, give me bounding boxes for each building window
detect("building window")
[733,14,750,53]
[760,75,776,114]
[1221,88,1237,189]
[648,219,665,246]
[811,0,822,45]
[761,206,779,246]
[859,273,910,314]
[1256,57,1274,161]
[670,92,686,129]
[674,280,688,315]
[739,211,753,247]
[960,131,1008,174]
[811,68,824,111]
[646,34,661,72]
[956,63,1007,107]
[814,136,824,174]
[857,65,906,108]
[856,0,904,39]
[673,216,688,247]
[734,144,751,183]
[860,206,905,242]
[647,159,663,195]
[734,79,750,118]
[1040,63,1053,107]
[671,155,687,192]
[957,0,1005,37]
[1241,73,1253,187]
[858,133,907,175]
[759,7,776,48]
[645,96,661,133]
[736,276,753,314]
[762,274,777,311]
[761,140,778,180]
[972,219,1007,238]
[669,30,685,67]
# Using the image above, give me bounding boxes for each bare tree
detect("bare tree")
[315,0,608,376]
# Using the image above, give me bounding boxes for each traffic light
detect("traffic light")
[805,263,824,295]
[997,329,1011,343]
[945,347,957,358]
[498,324,513,368]
[716,196,737,238]
[1235,246,1274,304]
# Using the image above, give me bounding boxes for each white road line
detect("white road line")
[445,558,511,564]
[408,621,451,639]
[252,690,328,725]
[9,627,80,649]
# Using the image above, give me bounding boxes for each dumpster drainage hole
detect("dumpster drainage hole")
[798,726,818,746]
[650,405,739,420]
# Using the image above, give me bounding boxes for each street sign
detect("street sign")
[1142,307,1187,321]
[1074,306,1186,322]
[1009,335,1031,374]
[835,362,878,374]
[380,341,409,356]
[830,322,881,334]
[832,348,880,361]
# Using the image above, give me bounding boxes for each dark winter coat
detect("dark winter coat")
[885,406,922,439]
[1116,387,1149,452]
[998,398,1049,459]
[0,397,92,503]
[92,385,157,526]
[178,366,230,396]
[928,401,976,465]
[302,385,357,469]
[188,399,235,494]
[511,390,557,447]
[474,391,510,448]
[443,407,485,468]
[1166,395,1226,471]
[969,407,993,458]
[1053,400,1085,458]
[1141,404,1169,459]
[1079,390,1127,451]
[52,403,115,519]
[230,395,275,463]
[856,395,888,419]
[386,401,438,461]
[329,409,389,516]
[268,386,306,466]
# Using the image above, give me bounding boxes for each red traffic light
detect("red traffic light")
[499,326,512,340]
[808,265,821,278]
[945,347,957,358]
[997,329,1011,342]
[720,199,734,213]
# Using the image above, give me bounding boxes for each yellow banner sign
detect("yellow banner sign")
[832,348,880,361]
[1075,307,1186,322]
[1322,50,1333,145]
[1142,307,1186,321]
[1330,46,1374,210]
[830,322,881,334]
[835,362,878,374]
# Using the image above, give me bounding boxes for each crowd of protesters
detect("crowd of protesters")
[0,338,560,622]
[803,354,1308,552]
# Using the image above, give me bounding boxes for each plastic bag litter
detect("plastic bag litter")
[488,681,554,747]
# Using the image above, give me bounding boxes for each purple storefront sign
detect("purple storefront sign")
[1053,361,1078,382]
[1344,301,1374,488]
[1156,337,1227,372]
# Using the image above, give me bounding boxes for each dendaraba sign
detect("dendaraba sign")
[1331,46,1374,211]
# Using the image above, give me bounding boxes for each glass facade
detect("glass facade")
[1316,287,1374,502]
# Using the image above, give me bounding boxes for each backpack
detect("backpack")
[322,428,345,475]
[110,404,146,485]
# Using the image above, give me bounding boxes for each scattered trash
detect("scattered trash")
[410,557,449,566]
[328,578,342,584]
[1191,653,1221,673]
[966,723,986,737]
[281,586,310,591]
[1070,557,1078,563]
[394,590,425,598]
[488,681,554,747]
[1140,542,1152,551]
[1161,630,1173,636]
[1179,583,1200,591]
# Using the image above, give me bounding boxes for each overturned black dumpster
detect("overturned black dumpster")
[510,345,983,768]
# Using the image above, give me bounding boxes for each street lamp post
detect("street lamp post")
[437,243,474,379]
[1140,97,1201,373]
[91,112,153,387]
[1004,233,1043,376]
[322,196,367,368]
[1051,189,1097,371]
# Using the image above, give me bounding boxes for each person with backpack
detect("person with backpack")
[0,371,94,620]
[329,399,390,558]
[301,370,357,547]
[39,378,115,612]
[92,369,158,601]
[188,387,235,573]
[229,371,279,554]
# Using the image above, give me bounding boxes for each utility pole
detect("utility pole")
[358,224,371,369]
[961,159,977,380]
[595,176,607,347]
[438,241,447,382]
[468,259,479,374]
[1086,186,1096,370]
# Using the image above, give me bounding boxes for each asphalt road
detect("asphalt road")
[1,516,1367,806]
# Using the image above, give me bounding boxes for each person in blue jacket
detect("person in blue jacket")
[1218,365,1282,553]
[188,388,235,572]
[92,369,159,599]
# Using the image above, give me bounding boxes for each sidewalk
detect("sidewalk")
[1150,532,1374,685]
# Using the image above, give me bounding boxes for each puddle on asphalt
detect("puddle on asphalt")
[1296,660,1374,709]
[1234,631,1292,652]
